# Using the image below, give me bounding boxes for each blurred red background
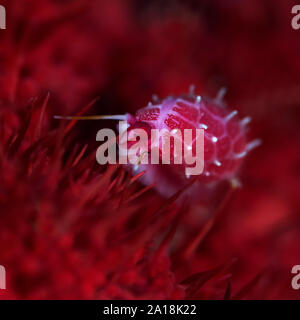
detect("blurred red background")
[0,0,300,299]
